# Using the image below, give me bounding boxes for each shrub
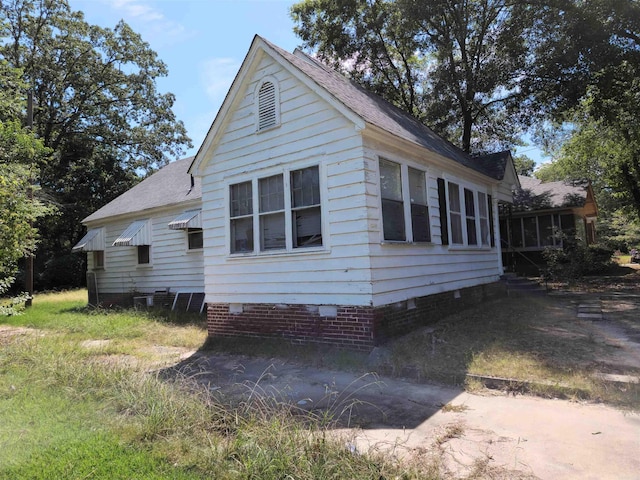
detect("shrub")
[543,241,613,280]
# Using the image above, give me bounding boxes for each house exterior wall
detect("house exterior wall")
[85,204,204,306]
[197,48,507,348]
[362,135,503,307]
[199,52,375,308]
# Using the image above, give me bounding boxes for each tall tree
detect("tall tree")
[0,0,192,288]
[0,62,51,310]
[291,0,534,153]
[529,0,640,221]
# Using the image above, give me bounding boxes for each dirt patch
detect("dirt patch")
[0,325,41,345]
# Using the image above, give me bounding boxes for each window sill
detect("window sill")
[136,264,153,269]
[256,123,280,134]
[90,267,105,271]
[380,240,436,246]
[186,248,203,253]
[447,245,494,252]
[227,246,329,259]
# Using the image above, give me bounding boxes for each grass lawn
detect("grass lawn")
[0,290,437,479]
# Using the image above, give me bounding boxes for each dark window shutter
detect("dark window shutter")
[437,178,449,245]
[488,194,495,247]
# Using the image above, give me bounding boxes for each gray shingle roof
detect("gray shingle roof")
[473,151,512,180]
[262,37,504,180]
[515,175,588,210]
[83,156,200,223]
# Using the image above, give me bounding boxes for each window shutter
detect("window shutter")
[437,178,449,245]
[488,194,495,247]
[258,81,276,130]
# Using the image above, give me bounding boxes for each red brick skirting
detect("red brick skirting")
[207,281,506,350]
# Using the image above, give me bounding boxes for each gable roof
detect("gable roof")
[514,175,593,212]
[83,156,200,224]
[191,35,509,182]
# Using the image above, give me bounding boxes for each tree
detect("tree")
[0,63,51,312]
[528,0,640,221]
[513,154,536,176]
[0,0,192,288]
[291,0,535,153]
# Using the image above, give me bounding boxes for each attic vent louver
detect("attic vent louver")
[257,80,277,130]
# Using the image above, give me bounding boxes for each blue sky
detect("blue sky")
[70,0,546,164]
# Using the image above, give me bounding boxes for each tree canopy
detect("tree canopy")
[291,0,534,153]
[0,0,192,288]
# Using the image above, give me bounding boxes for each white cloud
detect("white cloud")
[200,57,241,104]
[112,0,164,21]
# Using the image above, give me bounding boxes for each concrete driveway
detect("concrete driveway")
[167,350,640,480]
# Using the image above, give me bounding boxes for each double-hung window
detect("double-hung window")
[464,188,478,245]
[379,158,431,243]
[442,180,492,247]
[229,166,322,254]
[448,182,464,244]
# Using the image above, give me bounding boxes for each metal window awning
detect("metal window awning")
[72,228,104,252]
[113,220,150,246]
[168,210,201,230]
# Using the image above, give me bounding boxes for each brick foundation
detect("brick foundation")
[207,281,506,350]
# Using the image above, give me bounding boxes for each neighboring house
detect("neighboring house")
[187,35,520,349]
[499,174,598,272]
[72,157,205,310]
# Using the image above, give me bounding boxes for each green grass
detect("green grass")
[0,291,440,479]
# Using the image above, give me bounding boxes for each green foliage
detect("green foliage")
[543,241,614,280]
[291,0,534,153]
[0,0,192,289]
[0,120,52,311]
[513,154,536,176]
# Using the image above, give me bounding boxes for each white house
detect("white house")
[72,157,205,310]
[188,36,519,349]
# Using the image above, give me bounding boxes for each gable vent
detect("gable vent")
[258,81,277,130]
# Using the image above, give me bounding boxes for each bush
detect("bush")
[543,241,614,280]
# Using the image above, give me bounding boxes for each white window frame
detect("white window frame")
[254,76,280,132]
[137,245,152,267]
[187,228,204,251]
[378,157,432,244]
[91,250,105,270]
[227,164,324,256]
[444,178,491,249]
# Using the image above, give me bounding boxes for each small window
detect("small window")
[92,250,104,269]
[230,181,254,253]
[379,158,405,241]
[257,79,279,131]
[137,245,150,265]
[188,228,203,250]
[291,166,322,248]
[448,183,463,244]
[409,167,430,242]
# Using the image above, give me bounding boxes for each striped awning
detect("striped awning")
[168,210,201,230]
[113,220,150,246]
[72,228,104,252]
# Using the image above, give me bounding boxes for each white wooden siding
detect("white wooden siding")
[363,136,502,307]
[87,206,204,296]
[199,55,374,306]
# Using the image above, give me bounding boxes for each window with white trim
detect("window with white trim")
[92,250,104,269]
[443,180,493,247]
[464,188,478,245]
[448,182,463,244]
[478,192,490,246]
[379,158,431,243]
[256,78,280,131]
[229,165,322,254]
[187,228,203,250]
[137,245,150,265]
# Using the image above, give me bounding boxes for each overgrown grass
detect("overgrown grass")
[389,295,640,408]
[0,292,440,479]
